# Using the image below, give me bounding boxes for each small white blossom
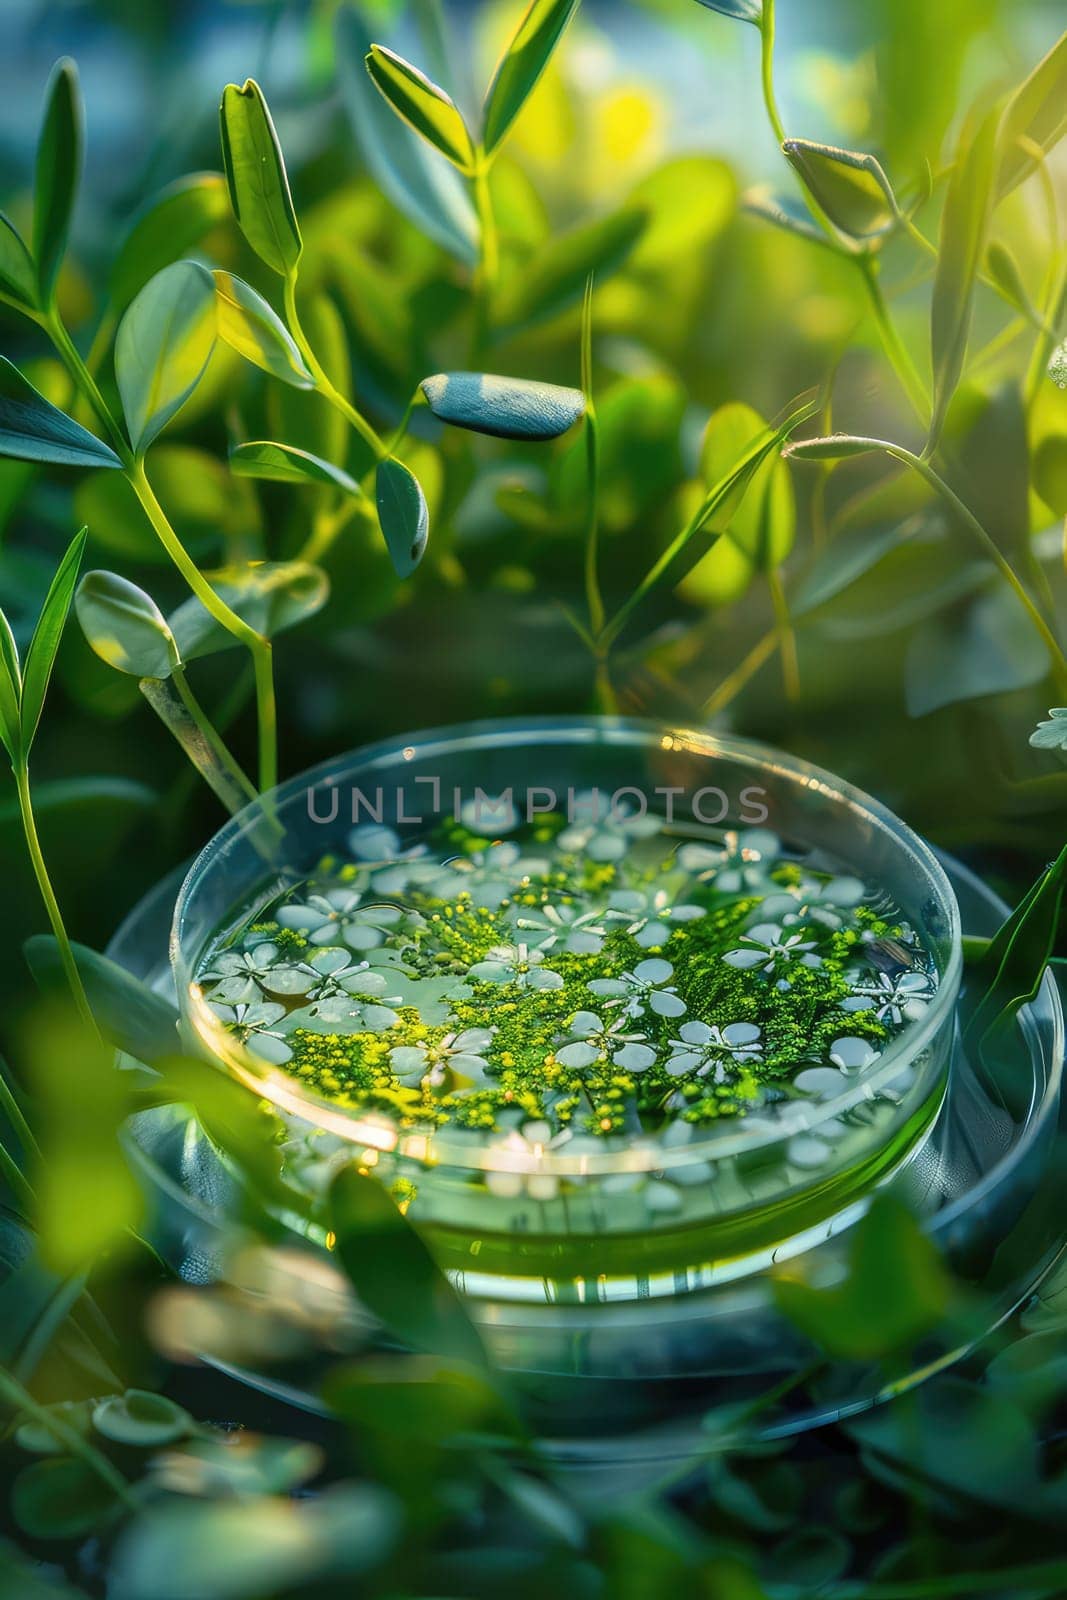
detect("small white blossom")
[677,829,780,894]
[555,1011,657,1073]
[606,887,705,948]
[275,889,412,952]
[829,1036,881,1072]
[512,901,610,954]
[390,1028,494,1088]
[665,1020,762,1082]
[426,842,549,909]
[208,999,293,1065]
[457,792,521,835]
[841,969,933,1024]
[467,942,564,991]
[759,874,865,930]
[291,964,404,1033]
[556,791,661,863]
[722,923,822,979]
[588,957,686,1019]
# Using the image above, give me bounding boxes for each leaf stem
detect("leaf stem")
[126,461,278,792]
[0,1065,40,1161]
[170,667,259,806]
[42,312,278,792]
[283,274,387,462]
[856,255,930,423]
[759,0,786,145]
[13,763,96,1033]
[836,438,1067,690]
[767,568,800,700]
[0,1134,34,1214]
[470,151,499,361]
[703,626,781,718]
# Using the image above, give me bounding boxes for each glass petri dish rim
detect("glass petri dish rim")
[171,715,964,1177]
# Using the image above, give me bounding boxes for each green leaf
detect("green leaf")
[744,187,834,251]
[626,156,736,270]
[929,109,999,451]
[0,358,121,470]
[329,1166,487,1366]
[774,1194,952,1361]
[219,79,303,277]
[494,207,647,333]
[365,45,475,173]
[0,609,22,763]
[168,561,329,662]
[24,935,179,1067]
[694,0,762,22]
[984,241,1038,323]
[13,1458,119,1541]
[683,403,795,605]
[0,213,38,311]
[961,843,1067,1117]
[75,571,179,679]
[92,1391,192,1449]
[115,261,217,456]
[213,271,312,389]
[1034,435,1067,516]
[230,440,361,494]
[376,456,429,578]
[14,1400,96,1456]
[420,372,585,440]
[482,0,580,156]
[335,10,477,264]
[782,139,899,242]
[997,30,1067,200]
[110,173,230,310]
[904,583,1050,717]
[20,527,86,751]
[33,59,83,307]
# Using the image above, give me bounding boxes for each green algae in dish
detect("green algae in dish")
[194,799,939,1160]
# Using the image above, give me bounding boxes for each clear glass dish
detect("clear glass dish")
[171,717,963,1296]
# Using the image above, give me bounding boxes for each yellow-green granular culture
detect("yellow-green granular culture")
[197,807,937,1142]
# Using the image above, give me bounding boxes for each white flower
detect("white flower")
[199,941,290,1004]
[457,792,521,835]
[841,969,933,1025]
[485,1119,574,1201]
[390,1028,494,1088]
[556,791,661,863]
[346,824,429,895]
[512,901,610,954]
[722,923,822,978]
[290,963,404,1033]
[759,874,865,930]
[1030,707,1067,752]
[424,842,549,909]
[606,887,705,948]
[677,829,780,894]
[829,1036,881,1072]
[555,1011,657,1073]
[466,942,564,991]
[665,1020,762,1082]
[275,889,413,952]
[588,957,686,1019]
[208,999,293,1065]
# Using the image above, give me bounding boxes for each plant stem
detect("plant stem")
[0,1062,40,1161]
[13,763,96,1033]
[283,275,387,462]
[43,312,278,793]
[704,626,781,717]
[857,256,930,423]
[767,568,800,700]
[471,151,499,362]
[759,0,786,145]
[0,1367,135,1506]
[1026,254,1067,411]
[170,668,259,806]
[127,461,277,792]
[858,438,1067,689]
[583,407,604,638]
